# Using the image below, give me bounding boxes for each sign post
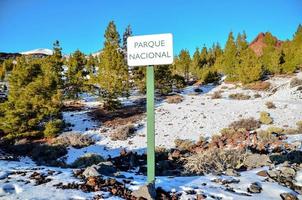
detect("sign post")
[146,65,155,183]
[127,33,173,184]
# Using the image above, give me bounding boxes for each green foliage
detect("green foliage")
[173,50,191,82]
[222,32,237,81]
[65,50,87,99]
[96,21,129,109]
[0,42,64,140]
[259,112,273,125]
[237,48,262,83]
[155,65,173,95]
[44,119,63,138]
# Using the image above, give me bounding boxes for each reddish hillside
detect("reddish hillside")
[249,32,283,56]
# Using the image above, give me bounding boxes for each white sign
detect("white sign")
[127,33,173,66]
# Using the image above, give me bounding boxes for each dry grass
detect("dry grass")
[265,101,276,109]
[257,130,278,143]
[228,117,260,131]
[211,91,222,99]
[290,77,302,88]
[184,148,247,175]
[53,132,95,148]
[166,94,184,104]
[110,124,136,141]
[229,93,251,100]
[245,81,271,91]
[174,139,195,151]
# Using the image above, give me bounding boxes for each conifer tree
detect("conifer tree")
[122,25,132,60]
[191,48,201,78]
[222,32,237,81]
[200,46,208,67]
[237,48,262,83]
[0,56,63,140]
[66,50,87,99]
[97,21,129,109]
[283,24,302,72]
[174,50,191,82]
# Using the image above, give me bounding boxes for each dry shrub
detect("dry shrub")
[54,132,95,148]
[184,148,247,175]
[257,130,278,143]
[290,77,302,88]
[254,93,262,98]
[71,153,105,168]
[228,117,260,131]
[259,112,273,125]
[228,93,251,100]
[166,95,184,104]
[110,124,135,141]
[211,91,222,99]
[297,121,302,133]
[245,81,271,91]
[266,126,284,134]
[265,101,276,109]
[174,139,195,151]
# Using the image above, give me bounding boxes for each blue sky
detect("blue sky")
[0,0,301,55]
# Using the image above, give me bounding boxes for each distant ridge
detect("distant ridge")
[20,48,53,56]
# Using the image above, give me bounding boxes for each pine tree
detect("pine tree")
[223,32,237,81]
[47,40,64,88]
[174,50,191,82]
[66,50,87,99]
[237,48,262,83]
[200,46,208,67]
[283,24,302,73]
[155,65,173,95]
[191,48,201,78]
[0,56,63,140]
[97,21,129,109]
[122,25,132,60]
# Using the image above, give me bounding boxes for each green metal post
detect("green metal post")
[146,65,155,184]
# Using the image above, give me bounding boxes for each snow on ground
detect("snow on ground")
[0,157,107,200]
[2,73,300,199]
[62,72,302,163]
[1,157,300,200]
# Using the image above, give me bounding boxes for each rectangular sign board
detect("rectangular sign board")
[127,33,173,67]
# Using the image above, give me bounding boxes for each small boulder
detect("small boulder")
[82,161,116,178]
[256,170,268,177]
[280,193,299,200]
[244,154,271,169]
[247,182,262,193]
[132,183,156,200]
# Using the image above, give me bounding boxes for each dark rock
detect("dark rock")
[247,182,262,193]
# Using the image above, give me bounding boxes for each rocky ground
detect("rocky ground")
[1,73,302,199]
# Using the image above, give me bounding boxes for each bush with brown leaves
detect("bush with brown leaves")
[184,148,247,175]
[228,117,260,131]
[228,93,251,100]
[54,132,95,148]
[265,101,276,109]
[110,124,136,141]
[211,91,222,99]
[290,77,302,88]
[166,95,184,104]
